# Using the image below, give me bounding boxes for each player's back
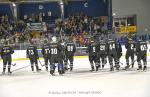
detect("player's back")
[99,40,107,54]
[1,45,13,55]
[108,39,116,52]
[137,40,147,52]
[88,42,98,55]
[27,45,38,57]
[42,43,51,56]
[50,42,62,57]
[126,39,135,52]
[65,41,76,54]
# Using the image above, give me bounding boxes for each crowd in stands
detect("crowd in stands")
[0,15,26,43]
[0,14,150,47]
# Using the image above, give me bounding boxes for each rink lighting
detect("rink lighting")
[12,2,16,7]
[113,13,116,16]
[60,1,63,5]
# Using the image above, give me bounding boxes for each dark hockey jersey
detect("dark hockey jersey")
[87,42,98,56]
[65,41,76,55]
[136,40,147,53]
[1,45,14,56]
[98,40,108,55]
[26,45,39,58]
[107,39,117,54]
[125,39,135,52]
[41,43,51,57]
[116,42,122,58]
[49,42,62,57]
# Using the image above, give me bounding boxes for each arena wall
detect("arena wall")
[112,0,150,33]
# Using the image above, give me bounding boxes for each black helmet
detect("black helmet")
[4,40,9,45]
[44,39,48,44]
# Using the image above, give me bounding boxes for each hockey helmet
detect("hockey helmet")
[52,36,57,42]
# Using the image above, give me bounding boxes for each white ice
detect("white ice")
[0,56,150,97]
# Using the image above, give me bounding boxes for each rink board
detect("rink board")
[0,45,150,61]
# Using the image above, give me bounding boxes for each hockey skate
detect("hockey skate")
[110,67,114,71]
[102,65,104,69]
[116,65,120,71]
[143,66,147,71]
[58,70,63,75]
[46,67,48,72]
[62,70,65,74]
[2,71,5,75]
[8,71,12,75]
[70,67,73,71]
[96,65,100,71]
[131,64,134,68]
[137,66,142,71]
[50,70,54,76]
[31,67,34,71]
[90,67,95,72]
[8,68,12,75]
[64,67,69,71]
[123,65,130,70]
[36,66,41,72]
[2,68,6,75]
[115,65,120,70]
[36,68,41,72]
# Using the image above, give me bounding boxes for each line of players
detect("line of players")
[0,36,148,75]
[0,36,76,75]
[87,37,148,72]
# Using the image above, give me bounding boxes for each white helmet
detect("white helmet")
[52,36,57,42]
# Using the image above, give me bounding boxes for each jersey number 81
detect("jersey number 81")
[67,46,73,52]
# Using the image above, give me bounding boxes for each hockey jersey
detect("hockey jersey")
[26,45,39,58]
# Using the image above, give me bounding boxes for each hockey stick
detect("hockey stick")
[12,65,31,72]
[113,59,124,68]
[38,59,44,67]
[130,51,147,66]
[12,63,16,66]
[123,52,147,70]
[0,58,16,66]
[116,60,124,65]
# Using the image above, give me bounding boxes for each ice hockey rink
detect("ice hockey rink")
[0,55,150,97]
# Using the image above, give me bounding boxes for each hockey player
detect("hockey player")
[41,39,51,71]
[59,39,66,71]
[0,41,14,74]
[49,36,64,75]
[87,38,99,71]
[64,37,76,71]
[97,38,108,70]
[136,38,147,71]
[125,38,136,69]
[116,39,122,67]
[26,41,41,72]
[107,38,119,71]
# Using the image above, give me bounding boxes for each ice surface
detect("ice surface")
[0,56,150,97]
